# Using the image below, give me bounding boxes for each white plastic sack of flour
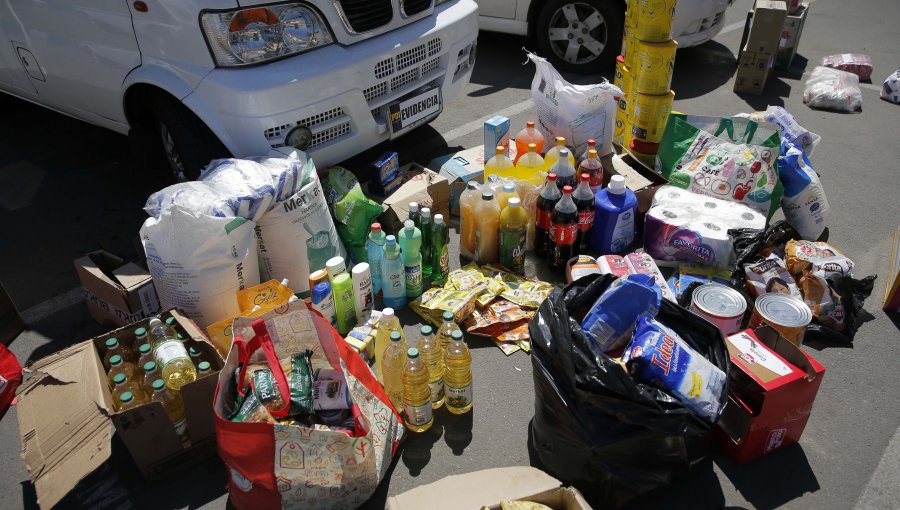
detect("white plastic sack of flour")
[140,206,260,328]
[144,181,236,219]
[528,52,622,157]
[255,157,346,297]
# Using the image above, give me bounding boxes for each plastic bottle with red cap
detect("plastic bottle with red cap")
[550,185,578,269]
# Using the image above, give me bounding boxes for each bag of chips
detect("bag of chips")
[744,254,801,299]
[785,239,854,279]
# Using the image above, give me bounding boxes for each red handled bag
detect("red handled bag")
[213,301,404,510]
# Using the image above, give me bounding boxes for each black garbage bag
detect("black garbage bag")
[529,273,730,508]
[728,220,799,294]
[805,274,876,343]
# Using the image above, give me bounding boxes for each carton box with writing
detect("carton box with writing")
[775,2,809,70]
[378,164,450,233]
[744,0,787,55]
[734,50,775,95]
[16,310,223,509]
[716,327,825,464]
[74,251,161,327]
[431,146,487,216]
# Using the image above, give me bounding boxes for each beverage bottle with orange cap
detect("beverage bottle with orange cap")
[578,148,605,192]
[578,139,598,165]
[535,173,562,257]
[550,185,578,269]
[543,137,576,172]
[514,143,545,184]
[459,181,480,259]
[514,121,544,164]
[484,145,515,180]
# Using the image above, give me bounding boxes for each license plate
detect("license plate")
[388,87,442,136]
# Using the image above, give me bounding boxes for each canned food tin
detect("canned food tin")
[749,293,813,345]
[614,57,633,111]
[634,0,677,42]
[613,113,628,149]
[630,90,674,143]
[691,284,748,336]
[623,27,637,69]
[308,269,329,295]
[633,40,677,95]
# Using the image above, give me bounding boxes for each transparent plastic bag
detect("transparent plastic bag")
[881,68,900,105]
[199,159,278,221]
[803,66,862,112]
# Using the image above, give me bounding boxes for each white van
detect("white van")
[0,0,479,178]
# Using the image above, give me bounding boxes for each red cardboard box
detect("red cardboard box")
[716,327,826,463]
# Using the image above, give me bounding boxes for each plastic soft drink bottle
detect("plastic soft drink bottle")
[366,223,386,296]
[573,173,596,253]
[496,182,519,211]
[552,149,577,189]
[402,347,433,432]
[515,143,546,185]
[443,330,473,415]
[381,236,407,309]
[436,311,463,350]
[416,325,445,409]
[459,181,480,259]
[408,202,421,232]
[591,175,639,254]
[514,121,544,164]
[148,317,197,391]
[535,173,562,257]
[543,137,575,172]
[578,139,598,165]
[111,374,146,409]
[499,197,528,274]
[374,308,406,382]
[382,332,407,412]
[431,214,450,284]
[150,379,189,445]
[485,145,515,180]
[420,208,433,278]
[102,337,134,370]
[577,148,605,192]
[474,190,501,264]
[550,185,579,269]
[398,220,423,298]
[142,361,161,395]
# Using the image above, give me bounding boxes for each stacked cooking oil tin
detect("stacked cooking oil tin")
[614,0,677,168]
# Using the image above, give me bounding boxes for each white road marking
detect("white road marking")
[20,287,84,324]
[854,424,900,510]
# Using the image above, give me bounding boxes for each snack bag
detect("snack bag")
[785,240,854,279]
[798,270,847,332]
[323,167,385,263]
[744,254,801,298]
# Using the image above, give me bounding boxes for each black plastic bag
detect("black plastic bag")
[529,273,730,508]
[806,274,876,343]
[729,220,799,293]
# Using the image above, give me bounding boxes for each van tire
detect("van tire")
[151,95,229,181]
[535,0,623,74]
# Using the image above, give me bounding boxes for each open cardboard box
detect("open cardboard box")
[16,309,224,509]
[74,250,161,328]
[377,163,450,233]
[386,466,591,510]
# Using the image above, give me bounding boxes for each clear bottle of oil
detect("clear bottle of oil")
[150,379,190,446]
[111,373,146,409]
[381,331,407,412]
[106,354,137,389]
[443,330,473,414]
[148,317,197,391]
[416,325,445,409]
[402,348,433,432]
[436,311,463,350]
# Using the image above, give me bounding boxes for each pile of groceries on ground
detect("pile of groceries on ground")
[14,3,892,510]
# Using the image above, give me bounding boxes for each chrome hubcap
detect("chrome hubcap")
[547,2,607,65]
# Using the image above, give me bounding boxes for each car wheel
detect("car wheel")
[535,0,624,74]
[152,95,229,181]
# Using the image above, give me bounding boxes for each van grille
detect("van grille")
[402,0,431,16]
[336,0,393,33]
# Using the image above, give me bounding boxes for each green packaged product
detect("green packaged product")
[324,167,384,262]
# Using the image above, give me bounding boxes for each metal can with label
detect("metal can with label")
[690,283,748,336]
[630,90,674,143]
[633,40,677,95]
[614,56,633,110]
[749,293,813,345]
[634,0,677,42]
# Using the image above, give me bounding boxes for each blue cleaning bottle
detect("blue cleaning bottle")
[367,223,386,297]
[381,236,407,310]
[590,175,638,255]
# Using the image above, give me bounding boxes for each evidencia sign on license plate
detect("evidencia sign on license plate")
[389,88,442,134]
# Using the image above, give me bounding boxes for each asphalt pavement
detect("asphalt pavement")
[1,0,899,508]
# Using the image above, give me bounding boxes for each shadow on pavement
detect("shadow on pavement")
[714,445,820,510]
[671,41,739,100]
[400,419,444,476]
[621,457,727,510]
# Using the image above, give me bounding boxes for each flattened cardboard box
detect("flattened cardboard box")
[386,466,591,510]
[16,309,223,509]
[0,282,24,345]
[379,164,450,233]
[74,251,161,328]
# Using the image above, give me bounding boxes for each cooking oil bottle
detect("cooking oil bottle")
[111,373,146,409]
[416,325,445,409]
[136,342,153,371]
[150,379,189,446]
[117,391,143,412]
[436,311,463,350]
[106,354,137,389]
[102,337,134,371]
[148,317,197,391]
[142,361,161,395]
[402,347,433,432]
[382,331,407,412]
[374,308,405,382]
[444,330,473,414]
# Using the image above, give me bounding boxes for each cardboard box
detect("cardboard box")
[74,251,161,328]
[884,226,900,313]
[775,2,809,70]
[606,152,667,214]
[744,1,787,55]
[378,164,450,233]
[484,115,510,157]
[0,283,24,345]
[716,326,826,464]
[734,49,774,95]
[386,466,591,510]
[16,309,223,509]
[431,146,487,216]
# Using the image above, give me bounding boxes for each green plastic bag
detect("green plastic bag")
[323,167,384,263]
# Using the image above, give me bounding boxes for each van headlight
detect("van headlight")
[201,3,333,66]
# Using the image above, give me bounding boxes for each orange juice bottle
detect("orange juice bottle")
[514,121,544,164]
[484,145,515,181]
[544,137,576,172]
[514,143,545,185]
[495,182,519,211]
[459,181,480,259]
[474,190,501,264]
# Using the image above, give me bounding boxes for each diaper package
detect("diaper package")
[622,316,727,423]
[643,187,767,268]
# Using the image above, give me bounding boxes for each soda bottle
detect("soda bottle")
[366,223,386,297]
[552,148,577,189]
[496,182,519,211]
[374,308,406,381]
[514,143,545,185]
[485,145,515,180]
[535,173,562,257]
[147,317,197,391]
[416,325,445,409]
[116,391,143,412]
[381,236,407,310]
[577,148,604,192]
[382,331,407,412]
[197,361,213,378]
[573,173,596,253]
[578,138,598,165]
[398,220,423,298]
[499,197,528,274]
[514,121,544,164]
[402,347,433,432]
[420,208,433,278]
[543,136,575,172]
[111,373,146,409]
[431,214,450,284]
[408,202,421,232]
[102,337,134,370]
[436,310,463,350]
[107,354,137,389]
[142,361,161,395]
[459,181,480,259]
[443,330,473,415]
[474,190,501,264]
[149,379,189,445]
[550,185,578,269]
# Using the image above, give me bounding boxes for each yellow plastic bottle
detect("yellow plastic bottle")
[148,317,197,391]
[496,182,519,211]
[474,190,501,264]
[459,181,481,259]
[402,347,433,432]
[416,325,445,409]
[382,331,407,412]
[514,143,546,185]
[543,137,576,172]
[150,378,189,446]
[374,308,405,382]
[111,373,146,409]
[436,311,463,350]
[444,330,473,414]
[485,145,515,181]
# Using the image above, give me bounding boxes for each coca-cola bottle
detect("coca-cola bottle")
[577,148,604,192]
[573,173,595,253]
[535,173,562,258]
[552,149,577,190]
[550,185,578,269]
